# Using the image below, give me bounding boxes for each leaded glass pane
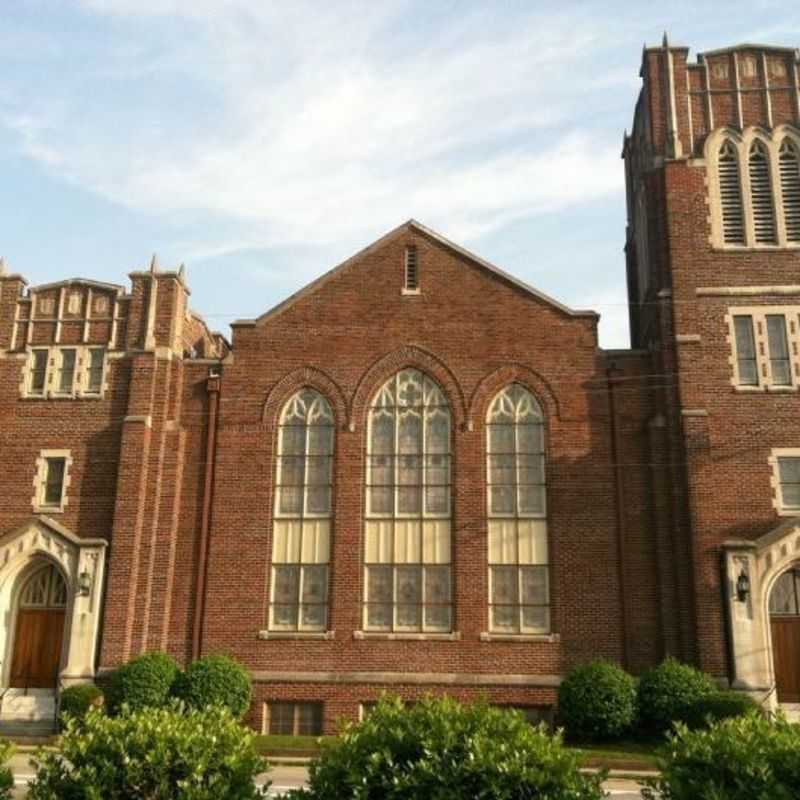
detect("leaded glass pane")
[44,459,66,506]
[521,606,550,633]
[426,412,449,454]
[782,484,800,509]
[769,570,799,615]
[767,315,792,385]
[489,425,514,454]
[302,566,327,604]
[279,487,303,515]
[425,605,451,631]
[58,349,76,393]
[492,605,517,632]
[518,424,543,454]
[490,486,515,515]
[521,566,548,605]
[301,604,326,628]
[366,604,392,629]
[273,566,300,605]
[367,566,392,603]
[778,458,800,483]
[369,487,393,515]
[734,316,758,386]
[398,486,422,514]
[491,566,518,605]
[425,566,450,605]
[518,485,545,515]
[425,486,448,515]
[31,350,47,394]
[268,703,294,735]
[371,413,394,455]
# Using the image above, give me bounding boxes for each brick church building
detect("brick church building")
[1,39,799,734]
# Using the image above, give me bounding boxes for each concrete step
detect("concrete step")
[1,689,56,722]
[0,719,57,741]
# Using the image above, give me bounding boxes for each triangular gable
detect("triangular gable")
[232,220,598,328]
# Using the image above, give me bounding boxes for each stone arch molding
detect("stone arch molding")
[469,364,561,427]
[262,366,348,430]
[0,516,107,688]
[351,346,468,431]
[723,518,800,707]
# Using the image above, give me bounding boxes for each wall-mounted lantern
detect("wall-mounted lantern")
[77,570,93,597]
[736,569,751,603]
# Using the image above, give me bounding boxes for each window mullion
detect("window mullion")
[297,565,305,632]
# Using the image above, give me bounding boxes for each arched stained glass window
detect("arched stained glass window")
[364,369,452,632]
[486,385,549,634]
[270,389,334,631]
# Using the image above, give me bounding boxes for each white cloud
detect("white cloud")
[1,2,631,249]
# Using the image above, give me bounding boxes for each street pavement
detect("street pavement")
[6,754,648,798]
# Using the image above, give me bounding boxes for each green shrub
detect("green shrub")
[558,660,637,740]
[286,695,605,800]
[642,712,800,800]
[59,684,104,723]
[0,740,14,800]
[684,690,760,730]
[28,703,269,800]
[107,651,180,713]
[637,658,715,732]
[174,654,252,718]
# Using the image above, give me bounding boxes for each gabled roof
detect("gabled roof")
[232,220,598,327]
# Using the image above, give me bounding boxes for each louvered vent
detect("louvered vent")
[718,141,745,245]
[779,139,800,243]
[749,140,777,244]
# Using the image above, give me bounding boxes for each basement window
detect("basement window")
[264,702,323,736]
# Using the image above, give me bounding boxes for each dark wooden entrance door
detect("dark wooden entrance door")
[10,609,65,689]
[772,617,800,703]
[769,567,800,703]
[9,563,68,690]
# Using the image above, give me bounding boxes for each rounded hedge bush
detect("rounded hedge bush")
[683,690,760,730]
[174,654,252,718]
[558,660,637,740]
[286,695,605,800]
[28,703,269,800]
[107,651,180,714]
[642,712,800,800]
[637,658,715,733]
[59,683,104,722]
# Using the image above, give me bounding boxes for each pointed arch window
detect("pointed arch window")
[779,139,800,244]
[486,385,550,634]
[270,389,334,631]
[749,140,777,244]
[364,369,452,632]
[718,140,745,245]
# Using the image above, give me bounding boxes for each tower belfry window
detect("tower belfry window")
[718,141,745,245]
[749,140,777,244]
[779,139,800,243]
[404,247,419,292]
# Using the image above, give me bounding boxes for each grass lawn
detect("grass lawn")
[255,733,662,771]
[568,739,661,770]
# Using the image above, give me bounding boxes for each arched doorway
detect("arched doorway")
[9,563,67,690]
[769,564,800,703]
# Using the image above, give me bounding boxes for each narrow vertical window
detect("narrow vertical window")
[58,349,77,394]
[779,139,800,243]
[777,457,800,512]
[733,315,759,386]
[365,370,451,632]
[487,385,549,634]
[43,458,66,507]
[404,246,419,292]
[86,349,105,394]
[29,349,48,396]
[719,140,745,245]
[766,314,792,386]
[270,390,333,631]
[749,140,777,244]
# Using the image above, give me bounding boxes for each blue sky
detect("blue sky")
[2,2,799,347]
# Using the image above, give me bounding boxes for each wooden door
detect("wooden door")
[9,563,68,690]
[771,617,800,703]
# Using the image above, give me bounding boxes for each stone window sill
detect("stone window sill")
[257,630,335,641]
[354,631,461,642]
[479,632,560,643]
[33,506,64,515]
[733,385,798,394]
